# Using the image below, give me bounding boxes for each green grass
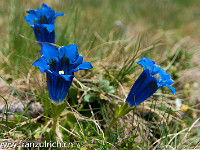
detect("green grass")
[0,0,200,149]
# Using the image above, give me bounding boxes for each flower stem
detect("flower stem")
[105,117,117,136]
[52,118,58,135]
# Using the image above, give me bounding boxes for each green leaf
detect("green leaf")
[84,93,98,103]
[68,87,78,106]
[105,86,115,94]
[115,102,134,118]
[99,80,110,89]
[65,113,80,132]
[99,79,115,94]
[91,86,100,92]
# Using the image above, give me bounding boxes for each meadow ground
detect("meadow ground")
[0,0,200,149]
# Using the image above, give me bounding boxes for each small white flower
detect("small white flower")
[175,98,182,110]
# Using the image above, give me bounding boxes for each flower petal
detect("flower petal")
[41,24,55,32]
[137,57,155,71]
[55,12,65,17]
[40,43,58,59]
[42,3,51,9]
[25,11,38,25]
[59,75,74,81]
[73,55,83,68]
[32,57,48,73]
[46,73,73,103]
[137,57,161,75]
[166,85,176,95]
[158,69,171,80]
[59,45,79,62]
[126,69,158,106]
[157,69,175,92]
[73,62,93,72]
[32,24,55,47]
[162,79,174,85]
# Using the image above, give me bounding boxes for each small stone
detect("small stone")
[27,102,43,118]
[8,105,15,113]
[14,103,24,114]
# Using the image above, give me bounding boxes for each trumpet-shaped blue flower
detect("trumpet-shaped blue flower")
[25,3,64,46]
[25,3,64,27]
[126,57,175,107]
[137,57,175,94]
[33,43,93,103]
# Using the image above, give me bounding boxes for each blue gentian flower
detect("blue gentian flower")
[25,3,64,26]
[33,43,93,103]
[126,57,175,106]
[137,57,176,94]
[25,3,64,46]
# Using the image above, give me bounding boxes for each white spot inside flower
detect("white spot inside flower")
[59,70,64,75]
[153,73,160,81]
